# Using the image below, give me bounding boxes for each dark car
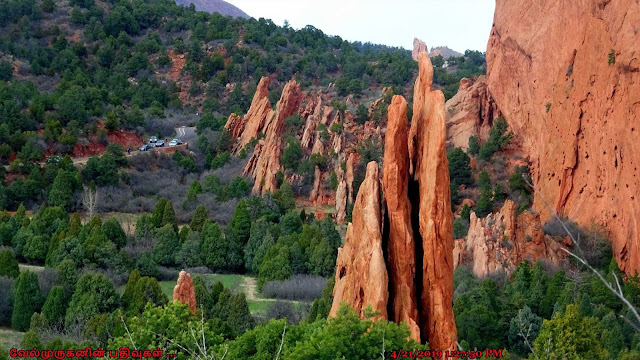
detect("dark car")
[139,144,152,151]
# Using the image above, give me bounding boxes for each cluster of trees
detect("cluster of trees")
[432,50,487,99]
[454,259,640,359]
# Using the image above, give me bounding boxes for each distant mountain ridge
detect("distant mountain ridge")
[174,0,249,18]
[430,46,463,59]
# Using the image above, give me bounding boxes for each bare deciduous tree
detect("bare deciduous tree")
[82,186,99,220]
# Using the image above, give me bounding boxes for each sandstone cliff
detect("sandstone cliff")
[486,0,640,274]
[412,38,428,61]
[173,270,197,313]
[454,200,568,278]
[225,77,272,153]
[445,76,500,150]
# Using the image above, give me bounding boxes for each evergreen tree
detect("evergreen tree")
[102,217,127,248]
[0,249,19,278]
[507,305,542,356]
[65,273,118,329]
[200,222,230,271]
[48,170,80,210]
[531,304,607,359]
[153,224,180,266]
[41,286,68,328]
[468,135,480,155]
[122,269,141,309]
[162,200,178,233]
[192,275,210,317]
[258,245,292,287]
[128,277,168,314]
[230,200,251,245]
[190,205,209,232]
[11,271,43,331]
[151,198,167,228]
[274,182,295,212]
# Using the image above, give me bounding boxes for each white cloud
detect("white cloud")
[228,0,495,52]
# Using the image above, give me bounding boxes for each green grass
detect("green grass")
[248,300,273,313]
[0,328,24,350]
[18,264,45,273]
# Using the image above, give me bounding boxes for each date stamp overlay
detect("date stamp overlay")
[390,349,504,358]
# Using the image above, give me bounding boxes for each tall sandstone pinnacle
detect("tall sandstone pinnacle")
[329,162,388,320]
[383,95,420,342]
[173,270,197,313]
[330,53,457,351]
[225,76,272,152]
[486,0,640,274]
[409,52,457,351]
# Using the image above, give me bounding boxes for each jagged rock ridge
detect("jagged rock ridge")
[174,0,249,18]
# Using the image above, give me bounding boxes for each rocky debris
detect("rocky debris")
[412,38,428,61]
[382,95,420,342]
[445,76,501,150]
[486,0,640,274]
[335,167,347,225]
[330,162,388,319]
[225,77,272,152]
[331,54,457,350]
[454,200,568,277]
[244,80,303,195]
[173,270,197,313]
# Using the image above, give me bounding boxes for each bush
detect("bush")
[0,249,19,278]
[478,118,512,160]
[281,140,302,171]
[12,271,43,331]
[261,275,328,301]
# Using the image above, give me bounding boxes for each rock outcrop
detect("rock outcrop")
[445,76,500,150]
[331,53,457,350]
[330,162,388,319]
[173,271,196,313]
[412,38,428,61]
[409,52,457,351]
[382,95,420,342]
[454,200,568,278]
[244,80,303,195]
[486,0,640,274]
[335,167,347,224]
[225,77,272,153]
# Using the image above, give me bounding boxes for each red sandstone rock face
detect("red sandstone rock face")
[330,162,388,319]
[445,76,500,150]
[244,80,303,195]
[382,95,420,342]
[409,53,457,351]
[455,200,567,277]
[412,38,428,61]
[346,152,357,204]
[225,76,272,152]
[486,0,640,274]
[173,270,197,313]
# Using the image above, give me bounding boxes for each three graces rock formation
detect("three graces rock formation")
[330,51,457,351]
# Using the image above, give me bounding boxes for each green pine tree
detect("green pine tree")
[41,286,68,327]
[190,205,209,232]
[11,271,43,331]
[0,249,19,278]
[162,201,178,233]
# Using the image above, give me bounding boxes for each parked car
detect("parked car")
[169,138,182,147]
[46,156,62,164]
[155,140,165,147]
[149,136,158,143]
[139,144,152,151]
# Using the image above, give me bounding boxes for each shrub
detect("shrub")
[65,273,118,329]
[281,140,302,171]
[478,118,513,160]
[0,249,19,278]
[261,275,327,301]
[453,218,469,239]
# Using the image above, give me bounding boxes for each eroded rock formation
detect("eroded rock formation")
[225,76,272,153]
[335,167,347,225]
[331,54,457,350]
[382,95,420,341]
[173,270,196,313]
[486,0,640,274]
[445,76,501,150]
[454,200,568,278]
[330,162,388,319]
[409,52,457,351]
[244,80,303,195]
[412,38,428,61]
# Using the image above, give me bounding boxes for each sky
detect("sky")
[229,0,495,52]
